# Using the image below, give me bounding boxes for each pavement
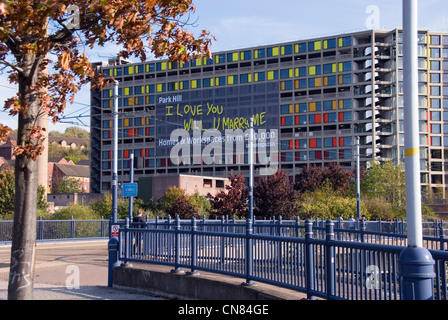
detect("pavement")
[0,240,166,300]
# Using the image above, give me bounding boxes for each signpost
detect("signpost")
[123,183,138,198]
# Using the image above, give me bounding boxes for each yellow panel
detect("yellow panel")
[324,77,328,86]
[227,75,234,85]
[294,44,299,53]
[295,68,299,77]
[338,38,343,47]
[332,100,337,109]
[254,50,258,59]
[338,63,343,72]
[281,82,285,91]
[191,80,197,89]
[124,88,130,96]
[323,40,328,49]
[267,71,275,80]
[339,100,344,109]
[295,104,300,113]
[254,73,259,82]
[332,63,337,73]
[124,119,130,127]
[289,104,293,114]
[248,74,252,82]
[315,78,322,87]
[233,52,239,62]
[309,102,316,112]
[272,47,279,56]
[128,66,134,75]
[157,84,163,92]
[309,66,316,76]
[161,62,167,71]
[314,41,321,51]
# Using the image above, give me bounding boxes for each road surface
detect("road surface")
[0,239,166,300]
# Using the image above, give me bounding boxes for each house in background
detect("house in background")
[52,163,90,193]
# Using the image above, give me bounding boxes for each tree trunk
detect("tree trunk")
[7,53,40,300]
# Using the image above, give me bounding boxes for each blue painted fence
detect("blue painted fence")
[116,217,448,300]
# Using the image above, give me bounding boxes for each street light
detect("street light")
[399,0,435,300]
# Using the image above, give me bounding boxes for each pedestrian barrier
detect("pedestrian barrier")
[114,216,448,300]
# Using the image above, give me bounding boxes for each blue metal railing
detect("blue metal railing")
[0,217,109,243]
[116,217,448,300]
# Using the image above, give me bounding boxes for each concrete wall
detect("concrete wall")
[113,264,304,300]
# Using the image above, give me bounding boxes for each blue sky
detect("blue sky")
[1,0,448,132]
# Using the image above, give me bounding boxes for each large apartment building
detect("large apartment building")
[90,29,448,200]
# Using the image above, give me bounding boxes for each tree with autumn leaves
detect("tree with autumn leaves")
[0,0,213,300]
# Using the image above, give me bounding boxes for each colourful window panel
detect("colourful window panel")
[123,150,130,158]
[296,151,308,161]
[240,74,252,84]
[323,38,336,49]
[215,54,226,64]
[227,52,239,62]
[308,65,321,76]
[338,74,352,84]
[281,69,293,79]
[191,79,201,89]
[240,50,252,60]
[324,150,337,160]
[324,137,337,147]
[281,81,293,91]
[309,151,322,161]
[339,61,352,72]
[295,43,307,53]
[295,115,307,125]
[309,114,322,124]
[254,72,266,82]
[215,77,225,86]
[309,102,321,112]
[281,116,293,126]
[203,78,214,87]
[156,83,165,92]
[180,80,190,90]
[146,63,155,72]
[309,77,322,88]
[253,48,266,59]
[296,67,307,77]
[281,45,293,55]
[339,112,352,122]
[340,149,353,160]
[281,105,291,114]
[295,79,307,89]
[308,41,322,51]
[281,140,293,150]
[267,70,278,80]
[309,138,322,148]
[324,76,337,86]
[267,47,279,57]
[227,75,238,85]
[324,113,337,123]
[338,36,352,47]
[296,140,308,149]
[281,152,294,162]
[298,103,307,113]
[339,99,353,109]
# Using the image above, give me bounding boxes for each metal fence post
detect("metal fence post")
[325,220,336,299]
[171,215,184,274]
[70,215,75,239]
[360,218,366,243]
[121,218,132,266]
[187,217,199,276]
[305,219,315,300]
[243,218,256,286]
[37,216,44,241]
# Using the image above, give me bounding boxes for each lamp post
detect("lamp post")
[399,0,435,300]
[249,118,254,221]
[112,80,119,224]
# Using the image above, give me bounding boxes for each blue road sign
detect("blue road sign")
[123,183,138,197]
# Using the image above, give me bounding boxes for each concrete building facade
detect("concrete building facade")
[90,29,448,200]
